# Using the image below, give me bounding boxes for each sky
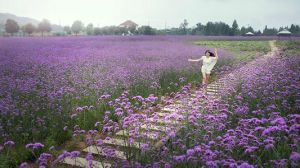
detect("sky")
[0,0,299,31]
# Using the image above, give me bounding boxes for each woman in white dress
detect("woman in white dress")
[188,48,218,85]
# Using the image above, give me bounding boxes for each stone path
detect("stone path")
[60,41,278,168]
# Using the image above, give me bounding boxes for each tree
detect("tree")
[293,25,300,35]
[263,25,277,36]
[24,23,36,35]
[179,19,189,35]
[204,22,215,35]
[38,19,52,36]
[240,26,247,35]
[63,26,72,35]
[137,25,156,35]
[5,19,19,36]
[93,27,102,35]
[231,19,239,35]
[245,26,254,33]
[255,30,262,36]
[86,23,94,35]
[192,23,205,35]
[71,20,84,35]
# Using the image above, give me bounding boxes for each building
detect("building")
[119,20,138,29]
[245,32,254,36]
[277,29,292,36]
[119,20,138,36]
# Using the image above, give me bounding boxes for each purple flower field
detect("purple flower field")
[0,35,237,166]
[0,36,299,167]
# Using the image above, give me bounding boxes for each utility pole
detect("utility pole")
[165,20,167,35]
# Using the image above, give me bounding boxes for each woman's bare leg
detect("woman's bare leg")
[202,71,206,85]
[206,74,210,84]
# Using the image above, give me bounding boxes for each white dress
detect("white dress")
[201,56,217,74]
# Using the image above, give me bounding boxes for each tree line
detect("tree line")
[3,18,300,36]
[4,19,52,36]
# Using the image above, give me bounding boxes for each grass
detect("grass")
[275,40,300,56]
[193,40,270,62]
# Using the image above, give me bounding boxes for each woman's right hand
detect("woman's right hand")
[188,59,193,62]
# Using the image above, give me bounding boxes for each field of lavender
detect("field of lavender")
[0,36,298,167]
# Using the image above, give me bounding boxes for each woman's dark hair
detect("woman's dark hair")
[205,50,215,57]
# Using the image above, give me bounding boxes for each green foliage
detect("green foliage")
[275,40,300,56]
[38,19,52,36]
[5,19,19,35]
[63,26,72,35]
[24,23,36,35]
[179,19,189,35]
[263,25,278,36]
[231,19,239,35]
[137,25,156,35]
[71,20,84,35]
[86,23,94,35]
[193,40,271,62]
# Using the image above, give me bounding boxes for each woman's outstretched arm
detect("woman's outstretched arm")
[188,56,203,62]
[214,48,218,59]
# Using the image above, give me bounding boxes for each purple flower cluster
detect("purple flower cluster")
[25,142,44,150]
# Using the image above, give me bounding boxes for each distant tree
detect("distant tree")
[216,22,231,35]
[179,19,189,35]
[290,24,296,33]
[93,27,102,35]
[263,25,277,36]
[204,22,215,35]
[245,26,254,33]
[255,30,262,36]
[86,23,94,35]
[240,26,247,35]
[288,24,300,35]
[24,23,36,35]
[71,20,84,35]
[5,19,19,36]
[38,19,52,36]
[63,26,72,35]
[290,24,300,35]
[192,23,205,35]
[231,19,239,35]
[137,25,156,35]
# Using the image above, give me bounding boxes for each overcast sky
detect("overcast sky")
[0,0,299,31]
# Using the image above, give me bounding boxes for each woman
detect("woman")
[188,48,218,85]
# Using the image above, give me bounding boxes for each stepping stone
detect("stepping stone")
[161,107,177,112]
[147,117,177,125]
[83,146,127,160]
[62,156,111,168]
[206,89,218,93]
[174,100,183,104]
[115,130,160,140]
[190,94,197,97]
[207,95,220,99]
[103,137,146,149]
[140,124,167,132]
[206,92,218,96]
[207,85,219,88]
[152,112,168,117]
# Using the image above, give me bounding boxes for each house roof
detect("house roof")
[277,29,291,35]
[246,32,254,35]
[119,20,138,27]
